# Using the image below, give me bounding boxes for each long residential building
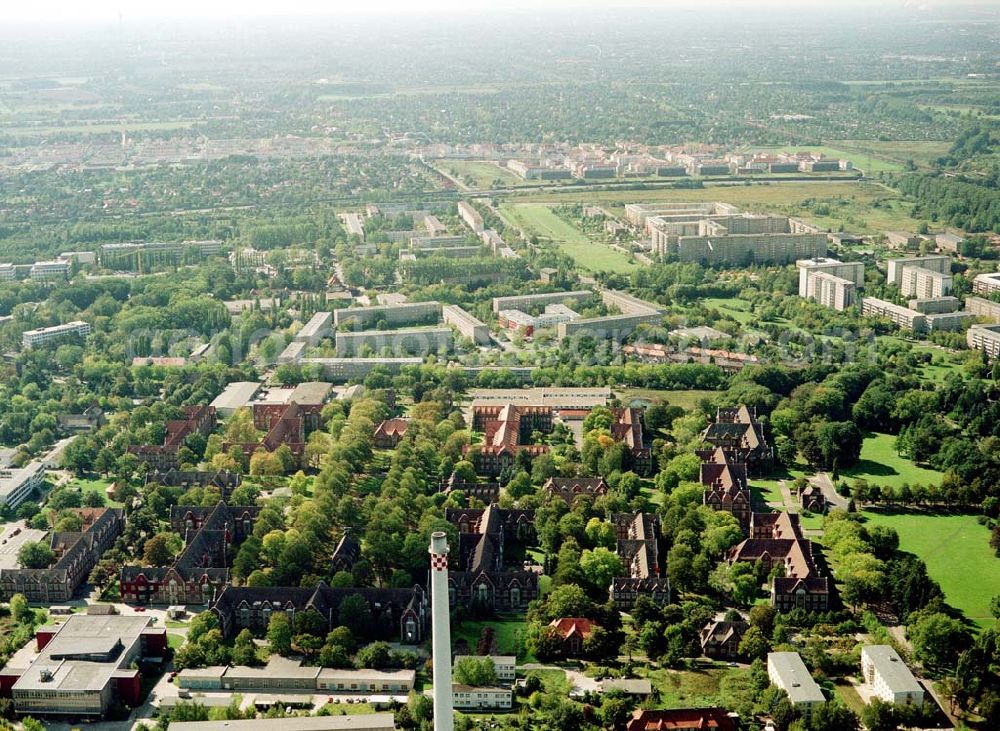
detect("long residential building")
[797,257,864,310]
[899,265,952,299]
[968,324,1000,360]
[29,260,70,280]
[178,656,415,694]
[965,296,1000,323]
[767,652,825,717]
[22,320,91,349]
[169,718,396,731]
[861,298,926,331]
[296,311,334,346]
[861,645,924,708]
[301,357,423,381]
[335,327,453,356]
[492,290,592,313]
[333,301,441,329]
[457,201,485,233]
[972,272,1000,296]
[625,201,739,232]
[443,304,491,345]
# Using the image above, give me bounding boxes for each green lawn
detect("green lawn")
[754,145,904,174]
[167,633,185,650]
[638,664,726,708]
[63,476,122,508]
[861,511,1000,628]
[500,202,637,273]
[700,298,756,325]
[453,615,535,663]
[840,433,943,489]
[440,160,533,189]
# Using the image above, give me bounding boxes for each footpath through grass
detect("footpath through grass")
[861,511,1000,629]
[501,202,637,273]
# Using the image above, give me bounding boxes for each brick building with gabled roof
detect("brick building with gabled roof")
[128,405,217,471]
[373,418,411,449]
[701,405,772,473]
[210,582,428,644]
[625,708,739,731]
[609,512,670,610]
[119,502,259,606]
[548,617,596,657]
[543,476,609,505]
[699,447,751,530]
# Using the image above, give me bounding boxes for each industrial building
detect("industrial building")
[210,382,263,418]
[0,614,166,719]
[178,657,415,694]
[860,645,924,708]
[861,298,926,332]
[442,304,491,345]
[22,320,92,349]
[333,301,441,329]
[767,652,825,717]
[335,327,453,356]
[968,324,1000,360]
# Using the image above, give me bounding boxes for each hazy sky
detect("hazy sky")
[6,0,995,23]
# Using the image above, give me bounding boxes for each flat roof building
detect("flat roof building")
[861,645,924,708]
[767,652,825,716]
[0,462,45,512]
[296,311,334,347]
[169,716,397,731]
[1,614,165,718]
[972,272,1000,296]
[899,265,952,299]
[492,290,592,314]
[335,327,453,357]
[797,257,865,300]
[458,201,485,233]
[210,381,263,417]
[861,298,926,332]
[333,301,441,329]
[443,304,491,345]
[301,357,423,381]
[909,296,961,314]
[22,321,91,349]
[968,324,1000,361]
[966,296,1000,323]
[886,255,950,287]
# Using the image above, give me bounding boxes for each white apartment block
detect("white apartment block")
[965,296,1000,323]
[453,655,516,684]
[796,257,865,297]
[0,263,15,280]
[0,462,46,511]
[885,255,950,288]
[452,684,513,710]
[29,260,70,280]
[22,320,92,349]
[860,646,924,708]
[861,298,926,332]
[968,324,1000,360]
[767,652,825,718]
[899,265,952,299]
[973,272,1000,296]
[491,290,592,314]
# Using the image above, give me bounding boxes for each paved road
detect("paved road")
[812,471,849,511]
[520,663,600,693]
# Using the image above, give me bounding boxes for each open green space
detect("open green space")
[453,615,535,663]
[833,140,952,169]
[63,476,123,508]
[861,511,1000,628]
[754,145,904,173]
[840,433,943,490]
[638,664,726,708]
[167,633,185,650]
[700,298,756,325]
[618,388,720,411]
[440,160,534,189]
[500,202,638,273]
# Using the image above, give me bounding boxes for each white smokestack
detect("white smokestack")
[429,531,454,731]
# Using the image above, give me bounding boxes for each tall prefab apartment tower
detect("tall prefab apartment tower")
[429,531,455,731]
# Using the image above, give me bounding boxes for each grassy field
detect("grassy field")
[861,511,1000,628]
[167,633,185,650]
[453,616,534,663]
[618,388,719,411]
[638,664,726,708]
[833,140,952,169]
[840,433,943,489]
[700,297,756,325]
[64,476,122,508]
[754,145,904,173]
[508,180,920,235]
[439,160,533,189]
[500,202,638,273]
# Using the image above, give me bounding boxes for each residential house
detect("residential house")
[548,617,595,657]
[373,418,410,449]
[700,620,748,660]
[56,405,106,433]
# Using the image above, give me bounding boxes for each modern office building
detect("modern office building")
[860,645,924,708]
[0,615,166,719]
[968,324,1000,360]
[178,657,415,694]
[767,652,825,717]
[442,304,491,345]
[861,298,926,331]
[885,255,951,288]
[0,462,45,512]
[21,320,91,349]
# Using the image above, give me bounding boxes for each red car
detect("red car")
[134,606,146,612]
